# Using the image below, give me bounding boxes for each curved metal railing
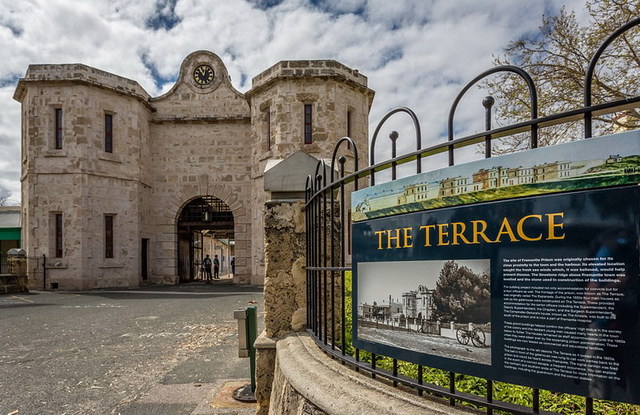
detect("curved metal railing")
[305,17,640,415]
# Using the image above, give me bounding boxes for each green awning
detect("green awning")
[0,228,20,241]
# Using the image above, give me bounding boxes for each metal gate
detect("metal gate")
[305,17,640,415]
[177,196,235,281]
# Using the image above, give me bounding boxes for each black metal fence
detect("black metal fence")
[0,253,46,289]
[305,17,640,415]
[0,253,7,274]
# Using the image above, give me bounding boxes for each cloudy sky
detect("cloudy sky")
[0,0,590,205]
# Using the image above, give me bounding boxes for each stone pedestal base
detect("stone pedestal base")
[254,330,277,415]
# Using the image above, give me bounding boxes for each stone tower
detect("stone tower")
[14,63,154,289]
[246,60,374,285]
[13,53,373,290]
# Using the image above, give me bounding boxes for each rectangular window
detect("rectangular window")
[346,110,352,149]
[304,104,312,144]
[266,109,271,149]
[55,213,63,258]
[105,215,114,258]
[104,113,113,153]
[55,108,63,149]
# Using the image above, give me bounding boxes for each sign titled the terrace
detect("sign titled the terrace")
[351,130,640,405]
[373,212,566,249]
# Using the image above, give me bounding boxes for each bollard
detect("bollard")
[247,306,257,391]
[234,308,250,358]
[232,305,257,402]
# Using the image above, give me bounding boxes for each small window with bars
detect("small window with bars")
[347,109,353,149]
[304,104,312,144]
[105,215,114,258]
[104,113,113,153]
[54,108,63,149]
[55,213,63,258]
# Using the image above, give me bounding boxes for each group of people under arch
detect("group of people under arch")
[202,254,235,282]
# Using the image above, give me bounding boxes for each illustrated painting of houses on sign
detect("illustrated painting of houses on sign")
[352,130,640,222]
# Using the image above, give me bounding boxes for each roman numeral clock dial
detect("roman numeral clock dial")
[193,64,214,87]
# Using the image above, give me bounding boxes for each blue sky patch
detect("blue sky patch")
[309,0,366,17]
[146,0,181,31]
[140,52,176,88]
[0,74,20,88]
[375,48,403,69]
[249,0,285,10]
[1,21,22,37]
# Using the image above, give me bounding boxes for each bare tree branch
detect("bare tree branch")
[482,0,640,154]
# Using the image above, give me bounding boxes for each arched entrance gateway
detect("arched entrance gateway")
[177,196,235,283]
[14,51,373,290]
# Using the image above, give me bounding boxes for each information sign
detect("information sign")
[352,131,640,404]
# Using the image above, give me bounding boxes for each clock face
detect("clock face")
[193,64,214,86]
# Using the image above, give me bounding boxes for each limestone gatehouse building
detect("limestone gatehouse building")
[13,51,374,289]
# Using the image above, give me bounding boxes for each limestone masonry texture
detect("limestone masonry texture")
[14,51,373,290]
[263,200,307,338]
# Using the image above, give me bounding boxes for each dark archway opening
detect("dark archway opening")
[177,196,235,283]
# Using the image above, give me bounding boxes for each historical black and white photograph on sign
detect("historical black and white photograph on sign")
[357,259,491,365]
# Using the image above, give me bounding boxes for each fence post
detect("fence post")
[233,305,258,402]
[247,305,257,392]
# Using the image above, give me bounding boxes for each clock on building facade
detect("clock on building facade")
[193,64,214,86]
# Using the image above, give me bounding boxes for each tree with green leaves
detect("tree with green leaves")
[485,0,640,154]
[431,260,490,323]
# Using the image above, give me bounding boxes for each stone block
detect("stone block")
[254,331,277,415]
[290,307,306,332]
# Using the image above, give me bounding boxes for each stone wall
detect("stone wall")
[16,81,151,290]
[14,52,373,290]
[147,121,253,284]
[262,200,307,337]
[269,333,475,415]
[251,60,373,413]
[247,60,373,287]
[255,199,306,414]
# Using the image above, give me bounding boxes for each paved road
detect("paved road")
[0,283,264,415]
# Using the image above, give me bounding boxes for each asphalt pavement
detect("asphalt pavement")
[0,281,264,415]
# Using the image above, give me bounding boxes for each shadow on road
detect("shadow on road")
[63,282,264,301]
[0,303,54,309]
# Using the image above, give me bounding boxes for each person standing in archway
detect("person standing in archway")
[213,255,220,279]
[203,254,213,282]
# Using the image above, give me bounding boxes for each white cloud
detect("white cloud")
[0,86,21,205]
[0,0,594,203]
